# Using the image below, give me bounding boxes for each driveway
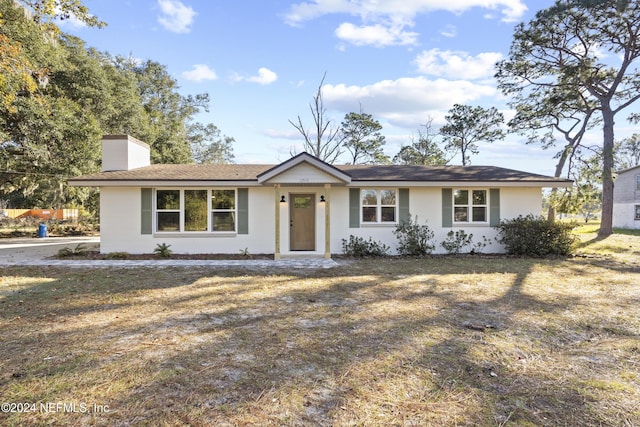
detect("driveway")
[0,236,101,263]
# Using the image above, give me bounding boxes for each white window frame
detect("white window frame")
[154,188,237,233]
[361,188,398,224]
[210,189,237,232]
[636,175,640,191]
[635,204,640,221]
[155,189,181,232]
[453,189,489,224]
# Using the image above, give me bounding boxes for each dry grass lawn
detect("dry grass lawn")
[0,230,639,426]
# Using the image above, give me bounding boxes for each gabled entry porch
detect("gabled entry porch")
[256,153,352,260]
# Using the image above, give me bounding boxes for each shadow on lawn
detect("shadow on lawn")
[0,258,636,426]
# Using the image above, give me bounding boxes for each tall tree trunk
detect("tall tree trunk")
[599,107,615,237]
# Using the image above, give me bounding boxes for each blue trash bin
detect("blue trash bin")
[38,223,47,238]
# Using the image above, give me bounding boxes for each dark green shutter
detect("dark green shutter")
[141,188,152,235]
[489,188,500,227]
[442,188,452,227]
[237,188,249,234]
[398,188,410,224]
[349,188,360,228]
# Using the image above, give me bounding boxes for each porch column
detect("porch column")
[324,183,331,259]
[274,184,281,260]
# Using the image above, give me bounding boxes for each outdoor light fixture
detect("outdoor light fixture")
[320,195,326,202]
[280,195,286,203]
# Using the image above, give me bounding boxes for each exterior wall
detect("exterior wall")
[613,168,640,203]
[99,186,275,254]
[330,186,542,255]
[613,167,640,229]
[613,203,640,229]
[99,185,544,255]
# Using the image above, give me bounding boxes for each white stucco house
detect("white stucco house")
[613,165,640,229]
[69,135,573,258]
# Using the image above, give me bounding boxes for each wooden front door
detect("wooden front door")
[289,194,315,251]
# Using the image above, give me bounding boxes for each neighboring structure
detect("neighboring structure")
[0,209,79,220]
[69,135,573,257]
[613,165,640,229]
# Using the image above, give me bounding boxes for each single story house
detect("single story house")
[613,165,640,229]
[69,135,573,258]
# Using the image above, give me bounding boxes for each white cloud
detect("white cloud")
[157,0,196,33]
[263,128,300,140]
[440,24,457,38]
[284,0,528,26]
[335,22,419,47]
[233,68,278,85]
[414,49,503,80]
[181,64,218,82]
[248,68,278,85]
[322,77,497,128]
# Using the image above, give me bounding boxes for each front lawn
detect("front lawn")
[0,233,638,426]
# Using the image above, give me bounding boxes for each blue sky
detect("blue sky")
[62,0,594,174]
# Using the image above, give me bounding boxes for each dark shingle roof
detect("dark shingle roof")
[69,163,571,184]
[339,164,566,182]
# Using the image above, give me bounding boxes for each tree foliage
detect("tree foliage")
[496,0,640,236]
[341,109,389,164]
[393,118,449,165]
[616,134,640,170]
[188,123,235,164]
[0,0,232,211]
[553,149,602,222]
[440,104,505,166]
[13,0,106,28]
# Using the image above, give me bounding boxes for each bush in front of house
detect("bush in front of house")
[496,215,578,256]
[440,230,493,255]
[342,235,390,257]
[393,215,435,256]
[441,230,474,254]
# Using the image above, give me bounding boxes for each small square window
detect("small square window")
[212,212,235,231]
[362,207,377,222]
[454,207,468,222]
[472,206,486,222]
[157,190,180,210]
[454,190,468,205]
[212,190,235,209]
[157,212,180,231]
[473,190,486,205]
[635,205,640,220]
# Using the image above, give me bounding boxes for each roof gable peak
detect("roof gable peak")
[257,152,352,184]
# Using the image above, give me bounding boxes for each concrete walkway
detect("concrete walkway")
[0,237,340,269]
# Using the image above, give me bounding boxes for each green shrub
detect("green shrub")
[440,230,492,255]
[153,243,173,258]
[496,215,578,256]
[393,215,435,256]
[342,235,389,257]
[57,243,88,257]
[441,230,474,254]
[106,252,129,259]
